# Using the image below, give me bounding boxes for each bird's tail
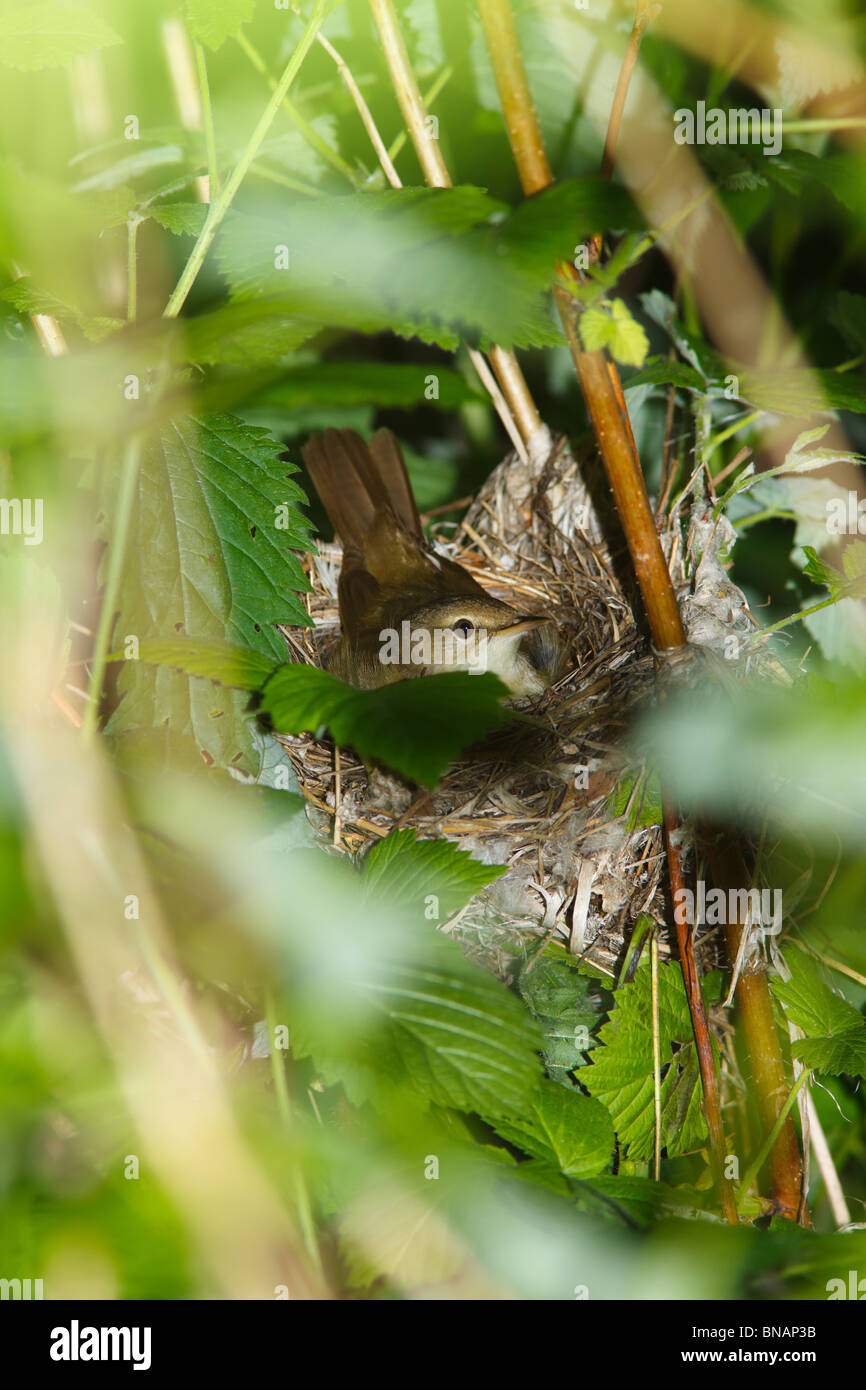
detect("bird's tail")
[301,427,422,550]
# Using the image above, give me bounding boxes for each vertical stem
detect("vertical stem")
[194,39,220,196]
[368,0,546,455]
[83,436,143,738]
[164,1,328,319]
[127,216,140,323]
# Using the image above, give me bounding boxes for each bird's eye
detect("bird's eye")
[452,618,474,636]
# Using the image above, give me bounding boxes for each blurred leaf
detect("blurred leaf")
[149,202,209,237]
[111,636,281,691]
[739,366,866,417]
[828,291,866,353]
[625,357,706,393]
[0,0,121,70]
[71,145,189,194]
[637,677,866,847]
[107,414,313,772]
[215,184,631,352]
[245,362,480,414]
[365,948,544,1119]
[582,959,712,1160]
[183,0,255,51]
[495,1081,614,1179]
[362,827,506,921]
[261,667,511,787]
[773,948,866,1078]
[1,278,122,341]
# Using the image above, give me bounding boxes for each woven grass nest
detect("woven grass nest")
[276,434,763,981]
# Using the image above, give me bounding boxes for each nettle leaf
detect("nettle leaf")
[0,0,121,70]
[362,946,544,1119]
[802,543,866,603]
[261,667,511,787]
[107,415,313,774]
[494,1081,614,1179]
[362,827,506,922]
[215,184,615,351]
[518,945,609,1081]
[149,202,210,238]
[624,358,706,393]
[772,947,866,1078]
[1,278,122,341]
[183,0,256,51]
[113,636,281,691]
[245,363,480,414]
[583,958,714,1160]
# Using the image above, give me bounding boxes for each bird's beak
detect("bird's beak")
[495,614,549,637]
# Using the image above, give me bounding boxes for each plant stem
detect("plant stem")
[265,990,323,1275]
[83,436,143,738]
[756,596,838,640]
[164,1,328,319]
[235,29,358,186]
[738,1069,809,1211]
[194,39,220,195]
[368,0,545,456]
[126,216,140,323]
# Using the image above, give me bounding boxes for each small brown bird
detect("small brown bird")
[301,427,561,697]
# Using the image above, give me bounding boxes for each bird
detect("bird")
[301,427,562,698]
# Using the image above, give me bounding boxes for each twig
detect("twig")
[315,29,400,185]
[738,1069,809,1210]
[235,29,360,187]
[164,2,328,319]
[161,18,210,203]
[650,929,662,1183]
[194,40,221,196]
[368,0,547,461]
[600,0,659,179]
[805,1086,851,1228]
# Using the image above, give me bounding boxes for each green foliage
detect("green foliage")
[773,948,866,1078]
[519,945,608,1081]
[494,1080,615,1179]
[261,667,512,787]
[362,827,506,922]
[184,0,256,51]
[0,0,121,71]
[107,414,313,773]
[583,958,714,1161]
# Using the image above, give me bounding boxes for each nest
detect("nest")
[277,434,764,981]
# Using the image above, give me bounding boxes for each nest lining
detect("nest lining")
[277,434,764,981]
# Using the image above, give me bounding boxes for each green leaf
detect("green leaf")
[245,363,480,414]
[519,945,608,1081]
[739,367,866,417]
[364,949,544,1119]
[183,0,256,51]
[802,546,845,600]
[579,304,614,353]
[772,947,866,1078]
[802,543,866,603]
[828,292,866,353]
[0,278,122,341]
[112,636,281,691]
[582,958,713,1160]
[215,185,613,351]
[495,1081,614,1179]
[0,0,121,70]
[261,667,511,787]
[362,827,506,922]
[149,202,210,238]
[625,358,706,393]
[608,299,649,368]
[107,414,314,773]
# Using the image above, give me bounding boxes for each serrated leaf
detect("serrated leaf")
[261,667,511,787]
[362,827,506,922]
[107,414,314,773]
[364,952,543,1119]
[113,636,281,691]
[608,299,649,368]
[0,0,121,70]
[582,959,713,1160]
[772,947,866,1078]
[215,185,614,351]
[149,203,209,238]
[579,304,614,352]
[1,278,122,341]
[183,0,256,51]
[519,946,607,1080]
[495,1081,614,1179]
[625,358,706,393]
